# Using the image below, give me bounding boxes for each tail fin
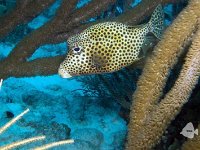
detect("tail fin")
[194,129,198,135]
[148,4,164,39]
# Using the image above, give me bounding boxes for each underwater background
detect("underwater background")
[0,0,200,150]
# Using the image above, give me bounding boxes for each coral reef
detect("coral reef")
[126,0,200,149]
[0,77,126,149]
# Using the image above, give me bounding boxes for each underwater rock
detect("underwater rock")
[22,90,55,108]
[46,84,62,92]
[2,78,36,103]
[3,78,35,91]
[38,121,71,141]
[71,128,104,148]
[68,98,87,122]
[22,89,69,113]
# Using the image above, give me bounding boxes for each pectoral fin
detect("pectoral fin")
[92,54,106,69]
[128,36,157,70]
[140,35,158,58]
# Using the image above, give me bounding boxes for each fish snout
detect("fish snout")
[58,65,72,78]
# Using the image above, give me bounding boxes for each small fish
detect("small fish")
[58,5,164,78]
[180,122,198,139]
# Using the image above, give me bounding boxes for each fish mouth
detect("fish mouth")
[58,67,72,78]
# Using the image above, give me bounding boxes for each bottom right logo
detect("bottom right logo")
[180,122,198,139]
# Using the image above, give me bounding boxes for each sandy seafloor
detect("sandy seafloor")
[0,0,173,149]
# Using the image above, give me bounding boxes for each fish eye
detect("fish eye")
[72,46,82,54]
[74,47,80,51]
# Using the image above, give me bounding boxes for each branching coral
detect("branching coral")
[0,108,74,150]
[126,0,200,149]
[0,0,56,39]
[0,0,180,79]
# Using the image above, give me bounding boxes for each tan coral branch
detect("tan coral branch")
[0,0,56,39]
[127,0,200,149]
[129,23,200,149]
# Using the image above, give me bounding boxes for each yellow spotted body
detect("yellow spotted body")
[58,5,164,78]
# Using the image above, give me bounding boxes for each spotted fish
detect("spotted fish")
[58,5,164,78]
